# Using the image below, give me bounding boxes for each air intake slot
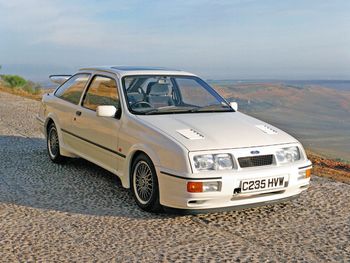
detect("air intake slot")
[238,155,273,168]
[177,129,204,140]
[256,124,278,135]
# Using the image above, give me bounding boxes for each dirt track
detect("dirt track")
[0,91,349,262]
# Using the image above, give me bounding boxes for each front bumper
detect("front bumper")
[163,195,299,215]
[157,161,311,212]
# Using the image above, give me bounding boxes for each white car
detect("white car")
[37,66,312,213]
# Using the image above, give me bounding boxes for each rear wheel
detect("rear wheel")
[47,123,66,163]
[131,154,161,212]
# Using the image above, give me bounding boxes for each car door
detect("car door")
[51,73,91,148]
[69,73,123,174]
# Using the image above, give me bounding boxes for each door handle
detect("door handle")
[76,111,82,116]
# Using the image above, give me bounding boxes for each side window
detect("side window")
[55,74,90,104]
[82,76,120,111]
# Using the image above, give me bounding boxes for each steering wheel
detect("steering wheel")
[130,101,153,109]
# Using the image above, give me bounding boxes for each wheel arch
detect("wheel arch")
[44,113,60,137]
[122,145,161,189]
[45,118,55,136]
[44,114,77,158]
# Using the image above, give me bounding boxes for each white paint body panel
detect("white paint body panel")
[37,66,311,211]
[136,112,298,151]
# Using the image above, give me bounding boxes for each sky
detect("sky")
[0,0,349,80]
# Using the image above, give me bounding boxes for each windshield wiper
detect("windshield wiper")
[189,104,232,112]
[141,104,232,115]
[144,106,195,115]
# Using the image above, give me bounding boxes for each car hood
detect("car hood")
[137,112,298,151]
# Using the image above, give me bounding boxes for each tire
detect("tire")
[47,123,66,164]
[131,153,162,212]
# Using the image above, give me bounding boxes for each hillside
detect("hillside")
[212,82,350,162]
[0,79,44,101]
[308,151,350,183]
[0,78,349,182]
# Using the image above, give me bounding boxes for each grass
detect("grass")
[0,83,44,101]
[0,75,45,101]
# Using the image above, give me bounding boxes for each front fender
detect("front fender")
[122,143,161,188]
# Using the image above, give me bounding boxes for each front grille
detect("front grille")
[238,155,273,168]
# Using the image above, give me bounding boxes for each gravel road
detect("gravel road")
[0,91,350,262]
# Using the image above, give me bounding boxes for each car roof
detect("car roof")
[79,65,196,77]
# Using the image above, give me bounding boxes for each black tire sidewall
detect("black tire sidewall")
[131,154,161,212]
[47,123,63,163]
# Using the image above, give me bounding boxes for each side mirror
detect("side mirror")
[230,102,238,111]
[96,105,117,117]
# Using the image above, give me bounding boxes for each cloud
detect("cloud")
[0,0,139,49]
[0,0,258,50]
[0,0,349,79]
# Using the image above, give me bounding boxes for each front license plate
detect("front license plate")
[241,176,286,193]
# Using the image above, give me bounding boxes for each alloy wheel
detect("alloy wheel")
[133,160,154,205]
[48,127,59,158]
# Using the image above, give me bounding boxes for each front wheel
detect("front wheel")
[47,123,66,163]
[131,154,161,212]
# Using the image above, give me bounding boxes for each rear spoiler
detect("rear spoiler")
[49,75,71,85]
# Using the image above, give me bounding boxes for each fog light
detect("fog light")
[203,181,221,192]
[187,182,203,192]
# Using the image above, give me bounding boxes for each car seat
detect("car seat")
[146,82,174,108]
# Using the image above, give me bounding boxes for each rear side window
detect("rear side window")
[82,76,120,111]
[55,74,90,104]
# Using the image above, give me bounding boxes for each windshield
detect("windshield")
[122,75,232,115]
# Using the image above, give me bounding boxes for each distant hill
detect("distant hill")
[209,79,350,91]
[212,81,350,161]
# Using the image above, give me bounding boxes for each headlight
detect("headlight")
[276,146,300,164]
[193,153,233,171]
[193,154,214,170]
[214,154,234,170]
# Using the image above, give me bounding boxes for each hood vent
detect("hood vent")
[177,129,204,140]
[255,124,278,135]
